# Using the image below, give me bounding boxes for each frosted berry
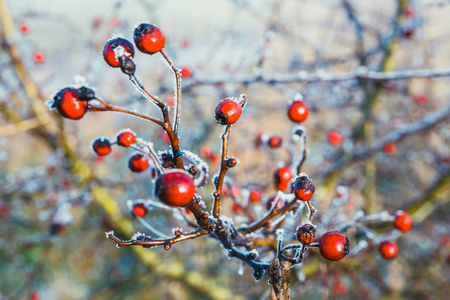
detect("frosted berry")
[274,166,294,191]
[117,131,136,147]
[287,101,309,123]
[215,99,242,125]
[180,66,192,78]
[134,23,165,54]
[296,224,316,245]
[384,143,397,155]
[393,211,413,232]
[292,175,315,201]
[379,241,398,260]
[52,87,89,120]
[319,232,349,261]
[154,170,196,207]
[128,153,149,172]
[249,188,261,203]
[132,203,147,218]
[103,37,135,68]
[92,137,112,156]
[268,135,283,148]
[328,130,343,146]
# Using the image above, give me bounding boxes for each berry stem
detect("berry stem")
[160,49,182,136]
[212,124,232,218]
[306,199,316,222]
[128,74,165,108]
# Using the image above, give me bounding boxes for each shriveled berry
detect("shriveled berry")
[328,130,343,146]
[393,211,413,233]
[117,131,136,147]
[92,137,112,156]
[132,203,147,218]
[319,232,349,261]
[154,170,196,207]
[52,87,89,120]
[133,23,165,54]
[103,37,135,68]
[249,188,261,203]
[274,166,293,191]
[292,175,315,201]
[268,135,283,148]
[287,101,309,123]
[215,99,242,125]
[296,224,316,245]
[379,241,398,260]
[128,153,149,172]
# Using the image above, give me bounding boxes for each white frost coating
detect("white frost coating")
[296,267,306,282]
[131,231,144,241]
[349,239,368,256]
[276,229,284,242]
[52,202,74,225]
[116,244,120,249]
[293,92,303,101]
[220,215,235,226]
[44,99,55,110]
[237,262,245,276]
[172,227,183,235]
[105,230,114,238]
[73,75,87,87]
[179,150,209,187]
[250,249,259,258]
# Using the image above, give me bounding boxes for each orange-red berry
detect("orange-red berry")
[52,87,89,120]
[249,188,261,203]
[132,203,147,218]
[128,153,149,172]
[33,51,45,63]
[180,66,192,78]
[117,131,136,147]
[287,101,309,123]
[215,99,242,125]
[384,143,397,155]
[379,241,398,260]
[393,211,413,232]
[30,291,40,300]
[319,232,349,261]
[133,23,165,54]
[413,94,428,104]
[274,166,294,191]
[154,170,196,207]
[328,130,343,146]
[268,135,283,148]
[292,175,315,201]
[92,137,112,156]
[103,37,135,68]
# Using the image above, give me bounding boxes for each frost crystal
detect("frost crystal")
[105,230,114,238]
[276,229,284,242]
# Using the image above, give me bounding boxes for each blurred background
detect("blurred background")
[0,0,449,299]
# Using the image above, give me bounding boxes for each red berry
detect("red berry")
[384,143,397,155]
[33,51,45,63]
[292,175,315,201]
[132,203,147,218]
[319,232,349,261]
[405,6,416,18]
[166,95,175,107]
[249,188,261,203]
[328,130,343,146]
[92,137,112,156]
[180,66,192,78]
[154,170,196,207]
[413,94,428,104]
[215,99,242,125]
[20,23,30,34]
[199,145,212,158]
[379,241,398,260]
[232,202,244,214]
[287,101,309,123]
[393,211,413,232]
[52,87,89,120]
[133,23,165,54]
[268,135,283,148]
[266,196,284,210]
[103,37,135,68]
[332,282,348,295]
[296,224,316,245]
[30,291,40,300]
[117,131,136,147]
[273,166,293,191]
[162,131,171,144]
[128,153,149,172]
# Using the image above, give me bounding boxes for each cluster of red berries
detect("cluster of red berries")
[378,211,413,259]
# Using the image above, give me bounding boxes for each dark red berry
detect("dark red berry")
[266,196,284,210]
[133,23,165,54]
[274,166,293,191]
[249,188,261,203]
[393,211,413,233]
[328,130,343,146]
[215,99,242,125]
[154,170,196,207]
[296,224,316,245]
[103,37,135,68]
[128,153,149,172]
[117,131,136,147]
[92,137,112,156]
[180,66,192,78]
[132,203,147,218]
[287,101,308,123]
[379,241,398,260]
[384,143,397,155]
[268,135,283,148]
[52,87,89,120]
[319,232,349,261]
[292,175,315,201]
